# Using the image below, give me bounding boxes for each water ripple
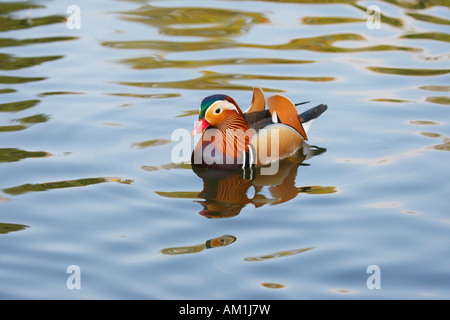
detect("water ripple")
[118,71,335,91]
[102,33,419,53]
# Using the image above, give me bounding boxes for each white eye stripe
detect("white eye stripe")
[209,100,238,113]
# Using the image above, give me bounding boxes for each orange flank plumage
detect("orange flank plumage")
[267,94,308,141]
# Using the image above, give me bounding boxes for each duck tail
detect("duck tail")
[298,104,327,134]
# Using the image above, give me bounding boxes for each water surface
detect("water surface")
[0,0,449,299]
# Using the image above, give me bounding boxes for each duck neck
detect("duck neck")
[216,113,251,159]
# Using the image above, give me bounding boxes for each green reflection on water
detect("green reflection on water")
[409,120,442,126]
[302,16,365,25]
[0,14,66,32]
[103,33,418,53]
[0,99,40,112]
[420,85,450,92]
[371,98,411,103]
[0,1,67,31]
[0,124,27,132]
[0,53,63,70]
[0,148,50,163]
[131,138,172,149]
[430,138,450,151]
[0,222,28,234]
[106,92,180,99]
[38,91,85,96]
[251,0,449,10]
[118,56,314,70]
[383,0,450,9]
[118,5,269,38]
[426,96,450,105]
[155,191,199,199]
[406,12,450,25]
[367,66,450,76]
[13,113,50,124]
[418,130,450,151]
[3,177,134,196]
[351,2,404,28]
[0,75,46,84]
[401,32,450,43]
[0,36,78,48]
[118,71,334,91]
[0,102,50,131]
[0,88,16,94]
[0,2,44,14]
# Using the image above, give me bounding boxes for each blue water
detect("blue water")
[0,0,449,299]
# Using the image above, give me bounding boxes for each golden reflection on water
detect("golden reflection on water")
[98,0,450,95]
[106,92,180,100]
[1,112,50,131]
[0,148,52,163]
[302,16,365,25]
[254,0,446,10]
[426,96,450,105]
[119,5,269,38]
[401,32,450,43]
[0,11,65,32]
[0,99,40,112]
[103,33,418,53]
[0,53,62,70]
[2,177,134,196]
[261,282,285,289]
[118,56,314,70]
[99,1,434,94]
[329,288,360,295]
[0,222,28,234]
[420,86,450,92]
[406,12,450,25]
[127,71,332,92]
[367,66,450,76]
[244,246,315,261]
[130,138,172,150]
[118,70,334,92]
[0,75,46,84]
[161,235,236,255]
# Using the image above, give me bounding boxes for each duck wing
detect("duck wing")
[245,103,327,132]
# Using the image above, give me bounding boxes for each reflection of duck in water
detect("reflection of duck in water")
[193,143,328,218]
[161,235,236,255]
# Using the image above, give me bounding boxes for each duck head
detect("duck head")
[191,94,249,136]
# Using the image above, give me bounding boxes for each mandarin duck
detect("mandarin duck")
[191,87,327,171]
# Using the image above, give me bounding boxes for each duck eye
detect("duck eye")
[214,108,221,114]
